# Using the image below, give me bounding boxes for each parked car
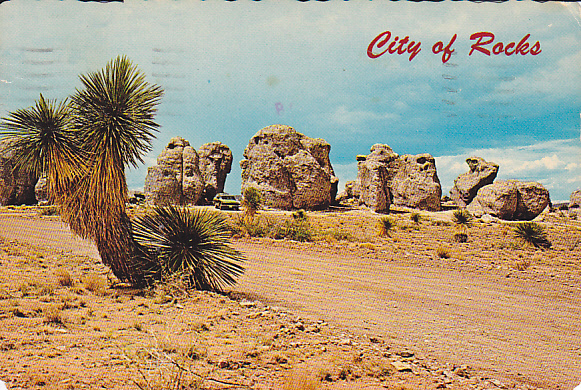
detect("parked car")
[213,193,241,211]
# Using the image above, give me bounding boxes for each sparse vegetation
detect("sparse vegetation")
[512,222,551,249]
[83,273,107,295]
[55,269,73,287]
[43,304,64,324]
[436,246,451,259]
[241,187,262,223]
[131,206,245,291]
[410,212,421,224]
[378,216,395,237]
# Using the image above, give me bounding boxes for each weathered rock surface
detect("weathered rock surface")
[467,180,549,220]
[144,137,228,206]
[198,142,233,204]
[390,153,442,211]
[341,144,442,212]
[513,181,550,220]
[450,157,499,207]
[0,138,38,206]
[240,125,338,210]
[354,144,398,213]
[34,174,49,203]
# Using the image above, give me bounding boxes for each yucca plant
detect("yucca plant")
[0,94,85,204]
[451,209,472,243]
[512,222,551,249]
[64,56,164,283]
[378,216,394,237]
[132,206,245,291]
[241,186,262,224]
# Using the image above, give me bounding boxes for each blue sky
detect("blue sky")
[1,1,579,201]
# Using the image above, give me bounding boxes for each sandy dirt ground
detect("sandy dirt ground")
[0,207,580,390]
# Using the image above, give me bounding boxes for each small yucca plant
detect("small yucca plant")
[512,222,551,249]
[132,206,245,291]
[241,187,262,224]
[378,216,394,237]
[452,209,472,230]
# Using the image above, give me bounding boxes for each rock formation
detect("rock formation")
[198,142,233,203]
[390,153,442,211]
[240,125,338,210]
[340,144,442,212]
[569,190,581,215]
[144,137,231,206]
[450,157,499,208]
[0,138,38,206]
[34,174,49,204]
[353,144,398,213]
[467,180,550,220]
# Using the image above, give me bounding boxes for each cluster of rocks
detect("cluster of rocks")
[144,137,233,206]
[240,125,338,210]
[0,139,38,206]
[336,144,442,212]
[449,157,550,220]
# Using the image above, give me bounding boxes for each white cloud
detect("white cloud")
[330,106,400,127]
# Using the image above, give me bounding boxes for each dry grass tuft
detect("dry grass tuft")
[43,304,64,324]
[83,273,107,295]
[436,246,451,259]
[55,269,74,287]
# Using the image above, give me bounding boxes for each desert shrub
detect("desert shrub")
[83,273,107,295]
[292,209,307,220]
[410,212,421,224]
[131,206,245,291]
[452,209,472,229]
[324,228,354,242]
[512,222,551,249]
[233,214,271,238]
[241,187,262,219]
[43,305,64,324]
[274,219,312,242]
[453,232,468,243]
[38,206,59,216]
[378,216,394,237]
[55,269,73,287]
[436,246,451,259]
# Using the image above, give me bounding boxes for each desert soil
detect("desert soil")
[0,206,580,390]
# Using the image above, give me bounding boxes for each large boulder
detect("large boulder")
[450,157,499,207]
[346,144,442,212]
[0,138,38,206]
[467,180,549,220]
[198,142,233,204]
[144,137,206,206]
[390,153,442,211]
[240,125,338,210]
[467,181,518,220]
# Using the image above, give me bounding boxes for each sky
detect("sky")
[0,1,579,202]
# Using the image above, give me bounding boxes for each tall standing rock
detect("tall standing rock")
[198,142,233,204]
[144,137,205,206]
[354,144,398,213]
[240,125,338,210]
[0,138,38,206]
[450,157,499,207]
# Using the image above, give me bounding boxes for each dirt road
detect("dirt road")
[2,212,580,389]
